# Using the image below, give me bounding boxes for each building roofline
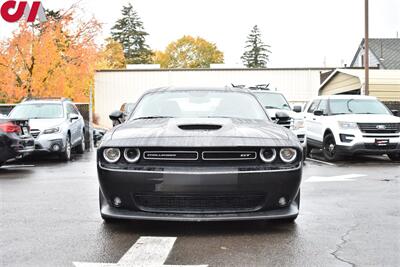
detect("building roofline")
[96,67,337,73]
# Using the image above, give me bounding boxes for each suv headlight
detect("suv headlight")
[43,127,60,134]
[338,121,358,129]
[291,119,305,130]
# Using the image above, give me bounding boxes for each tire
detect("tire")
[388,153,400,162]
[76,132,85,154]
[305,144,313,158]
[60,135,72,161]
[322,133,341,162]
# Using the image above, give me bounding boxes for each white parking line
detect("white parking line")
[73,236,208,267]
[306,174,367,183]
[306,158,337,166]
[0,165,35,168]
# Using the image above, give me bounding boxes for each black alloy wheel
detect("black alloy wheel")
[323,133,341,162]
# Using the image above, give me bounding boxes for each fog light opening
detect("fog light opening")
[278,197,288,207]
[113,197,122,208]
[52,144,61,152]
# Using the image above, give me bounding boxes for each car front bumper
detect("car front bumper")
[97,163,302,221]
[33,133,66,153]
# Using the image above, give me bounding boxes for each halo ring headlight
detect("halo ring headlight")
[280,148,297,163]
[260,148,277,163]
[124,148,141,163]
[103,148,121,163]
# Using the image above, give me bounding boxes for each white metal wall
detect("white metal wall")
[95,69,325,127]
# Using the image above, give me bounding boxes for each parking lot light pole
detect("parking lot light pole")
[364,0,369,96]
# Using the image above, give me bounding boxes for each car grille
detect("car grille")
[30,129,40,139]
[364,144,397,150]
[276,118,293,129]
[142,148,260,163]
[358,123,400,134]
[134,194,266,214]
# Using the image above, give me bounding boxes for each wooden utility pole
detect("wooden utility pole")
[364,0,369,95]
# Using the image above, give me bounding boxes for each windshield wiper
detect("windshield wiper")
[132,116,174,121]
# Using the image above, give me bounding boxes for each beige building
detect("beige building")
[319,69,400,104]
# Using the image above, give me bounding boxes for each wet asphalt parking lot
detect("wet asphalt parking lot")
[0,151,399,267]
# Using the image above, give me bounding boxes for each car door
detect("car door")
[66,104,80,145]
[313,99,329,143]
[304,99,320,142]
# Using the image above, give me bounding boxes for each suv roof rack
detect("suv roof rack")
[231,84,272,91]
[247,84,271,91]
[22,97,72,102]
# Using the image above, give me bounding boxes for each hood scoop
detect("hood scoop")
[178,124,223,131]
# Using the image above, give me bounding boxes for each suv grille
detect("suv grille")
[358,123,400,134]
[30,129,40,139]
[134,194,266,214]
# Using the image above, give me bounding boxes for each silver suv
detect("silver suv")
[8,98,86,161]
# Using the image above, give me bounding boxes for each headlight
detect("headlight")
[43,127,60,134]
[338,121,358,129]
[291,119,305,130]
[260,148,277,163]
[103,148,121,163]
[124,148,141,163]
[280,148,297,163]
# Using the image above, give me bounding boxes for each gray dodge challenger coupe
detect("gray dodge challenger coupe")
[97,87,303,222]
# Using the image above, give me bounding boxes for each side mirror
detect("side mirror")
[68,113,79,121]
[391,110,399,117]
[293,105,302,113]
[275,111,290,122]
[314,110,324,116]
[109,110,124,126]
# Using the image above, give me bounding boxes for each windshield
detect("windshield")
[253,92,291,111]
[9,104,64,119]
[330,99,390,115]
[130,90,268,120]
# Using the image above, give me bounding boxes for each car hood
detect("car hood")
[333,114,400,123]
[29,118,65,131]
[103,118,299,148]
[265,109,303,120]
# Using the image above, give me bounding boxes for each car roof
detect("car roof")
[313,95,377,100]
[144,86,251,94]
[19,99,73,105]
[249,90,284,95]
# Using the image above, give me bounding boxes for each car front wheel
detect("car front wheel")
[60,135,72,161]
[323,133,341,162]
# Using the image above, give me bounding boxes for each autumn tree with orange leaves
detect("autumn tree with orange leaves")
[0,6,102,103]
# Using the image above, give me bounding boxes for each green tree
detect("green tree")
[154,36,224,68]
[241,25,271,68]
[111,3,153,64]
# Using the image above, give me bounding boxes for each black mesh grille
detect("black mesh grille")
[134,194,266,214]
[358,123,400,134]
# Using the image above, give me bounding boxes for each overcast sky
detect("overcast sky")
[1,0,399,67]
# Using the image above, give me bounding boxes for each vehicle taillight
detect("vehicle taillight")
[0,122,22,133]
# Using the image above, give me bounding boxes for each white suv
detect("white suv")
[304,95,400,161]
[9,98,86,161]
[251,89,307,150]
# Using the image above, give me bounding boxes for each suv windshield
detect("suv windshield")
[131,90,267,120]
[9,104,64,119]
[253,92,291,111]
[330,99,390,115]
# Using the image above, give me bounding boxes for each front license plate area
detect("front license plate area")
[375,139,389,146]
